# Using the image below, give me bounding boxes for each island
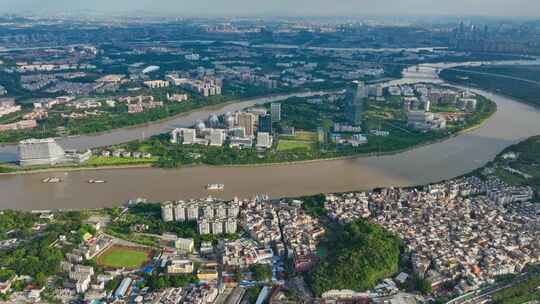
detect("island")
[0,81,497,173]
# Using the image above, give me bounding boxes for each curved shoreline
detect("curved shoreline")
[440,78,540,110]
[0,67,500,176]
[0,163,154,176]
[0,89,324,147]
[0,100,496,176]
[1,60,540,210]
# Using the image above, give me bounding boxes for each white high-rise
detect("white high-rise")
[256,132,273,149]
[18,138,66,166]
[161,202,174,222]
[209,129,225,146]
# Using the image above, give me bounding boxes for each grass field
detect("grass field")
[86,156,157,167]
[278,131,317,152]
[96,245,152,269]
[280,131,317,141]
[277,140,314,151]
[293,131,318,141]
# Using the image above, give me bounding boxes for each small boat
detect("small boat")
[206,184,224,191]
[88,179,106,184]
[42,177,61,184]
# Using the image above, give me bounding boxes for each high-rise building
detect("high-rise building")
[227,204,240,218]
[228,127,246,138]
[208,114,220,128]
[256,132,273,149]
[198,219,211,235]
[174,203,186,221]
[215,204,227,218]
[355,81,367,99]
[423,99,431,112]
[375,84,383,97]
[174,238,195,253]
[258,114,272,133]
[237,112,256,137]
[18,138,66,166]
[203,205,214,219]
[212,221,224,235]
[209,129,225,146]
[346,81,366,126]
[171,128,197,144]
[187,204,199,221]
[161,202,174,222]
[224,112,236,128]
[367,84,383,97]
[270,103,281,122]
[225,219,237,234]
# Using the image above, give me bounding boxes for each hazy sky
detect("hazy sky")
[1,0,539,17]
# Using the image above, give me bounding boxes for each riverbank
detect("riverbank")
[0,163,153,176]
[0,98,496,176]
[135,88,497,169]
[1,59,539,209]
[439,65,540,109]
[0,90,340,163]
[0,87,498,176]
[0,89,321,146]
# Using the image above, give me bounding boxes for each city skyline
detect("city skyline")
[0,6,539,303]
[2,0,540,18]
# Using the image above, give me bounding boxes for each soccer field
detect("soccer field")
[277,140,314,151]
[277,131,317,151]
[97,245,151,269]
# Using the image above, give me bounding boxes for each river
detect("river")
[0,91,332,163]
[1,61,539,210]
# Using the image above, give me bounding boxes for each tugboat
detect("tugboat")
[41,177,62,183]
[88,179,106,184]
[206,184,225,191]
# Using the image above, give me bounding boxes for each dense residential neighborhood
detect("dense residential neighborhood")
[0,159,538,303]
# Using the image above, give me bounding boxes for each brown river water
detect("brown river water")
[1,62,539,210]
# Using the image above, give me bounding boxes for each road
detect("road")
[224,287,246,304]
[447,270,539,304]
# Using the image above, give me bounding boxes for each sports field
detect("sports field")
[96,245,152,269]
[277,140,314,151]
[278,131,317,151]
[280,131,317,141]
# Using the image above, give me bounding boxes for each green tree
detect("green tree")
[415,277,432,295]
[250,264,272,282]
[34,272,47,288]
[308,220,402,296]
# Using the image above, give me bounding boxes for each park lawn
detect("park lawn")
[293,131,318,141]
[0,162,18,173]
[277,140,314,151]
[280,131,318,142]
[86,156,157,167]
[431,105,461,113]
[97,246,151,269]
